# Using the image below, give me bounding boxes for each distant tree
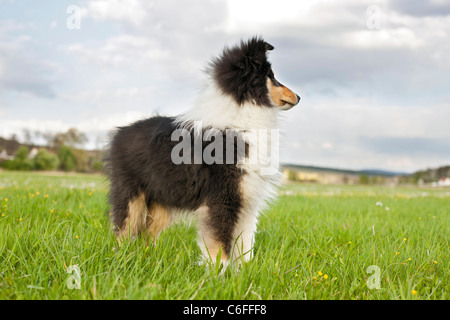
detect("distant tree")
[287,170,297,182]
[34,149,59,171]
[359,174,369,185]
[411,166,450,183]
[92,160,103,172]
[42,128,88,149]
[2,146,34,171]
[22,129,33,145]
[58,145,77,171]
[15,146,29,161]
[437,166,450,179]
[66,128,88,148]
[377,176,386,185]
[50,133,65,149]
[51,128,88,149]
[42,131,56,148]
[369,176,378,184]
[413,170,424,183]
[33,130,42,142]
[9,134,18,143]
[73,148,88,172]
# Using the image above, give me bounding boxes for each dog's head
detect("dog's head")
[211,36,300,110]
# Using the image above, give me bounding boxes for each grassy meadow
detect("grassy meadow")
[0,170,448,300]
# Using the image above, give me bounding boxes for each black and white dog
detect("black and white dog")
[106,37,300,266]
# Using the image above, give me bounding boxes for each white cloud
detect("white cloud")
[65,35,171,68]
[0,44,59,98]
[85,0,148,26]
[339,28,423,49]
[228,0,304,24]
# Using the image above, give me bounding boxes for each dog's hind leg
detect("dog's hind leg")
[115,192,148,245]
[145,203,172,245]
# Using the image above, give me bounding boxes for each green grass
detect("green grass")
[0,171,448,299]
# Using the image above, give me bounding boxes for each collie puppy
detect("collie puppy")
[106,37,300,266]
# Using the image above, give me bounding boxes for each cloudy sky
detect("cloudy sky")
[0,0,449,172]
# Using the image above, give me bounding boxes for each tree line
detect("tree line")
[0,128,104,173]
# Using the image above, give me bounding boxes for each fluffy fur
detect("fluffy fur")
[105,36,300,266]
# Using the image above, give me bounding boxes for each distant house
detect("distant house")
[434,177,450,187]
[0,150,14,161]
[28,147,39,159]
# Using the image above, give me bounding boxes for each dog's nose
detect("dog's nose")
[295,94,301,105]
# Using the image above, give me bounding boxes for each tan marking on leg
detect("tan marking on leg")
[145,203,172,244]
[196,206,229,263]
[117,192,148,245]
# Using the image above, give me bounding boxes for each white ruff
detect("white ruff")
[175,79,283,263]
[174,80,280,131]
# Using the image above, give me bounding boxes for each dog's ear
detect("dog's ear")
[265,42,274,51]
